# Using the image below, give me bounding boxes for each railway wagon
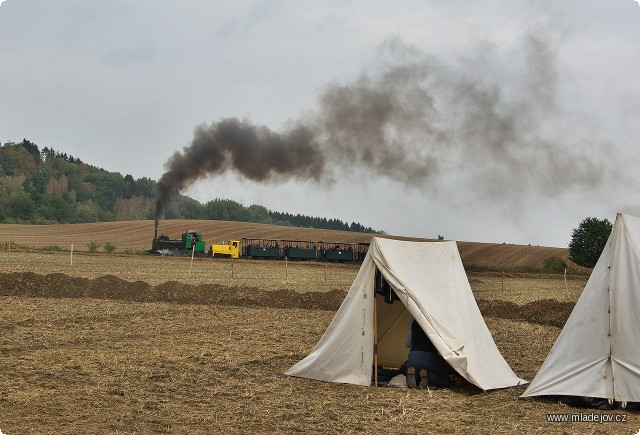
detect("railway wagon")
[241,238,282,259]
[283,240,318,260]
[356,242,370,262]
[319,242,357,262]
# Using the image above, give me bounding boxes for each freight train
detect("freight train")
[150,231,369,262]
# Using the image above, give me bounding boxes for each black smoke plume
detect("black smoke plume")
[154,35,605,227]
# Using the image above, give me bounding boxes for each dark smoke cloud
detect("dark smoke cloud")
[154,34,605,224]
[154,119,324,223]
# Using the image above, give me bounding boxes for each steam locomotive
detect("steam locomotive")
[150,231,369,262]
[151,230,207,256]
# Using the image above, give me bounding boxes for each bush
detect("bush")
[543,256,567,274]
[104,242,116,254]
[88,241,100,253]
[42,245,63,251]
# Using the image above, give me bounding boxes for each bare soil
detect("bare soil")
[1,262,637,434]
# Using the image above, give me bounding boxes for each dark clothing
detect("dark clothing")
[407,351,452,388]
[410,319,437,353]
[406,319,453,388]
[375,270,399,304]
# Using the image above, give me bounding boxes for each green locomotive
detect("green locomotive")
[150,230,207,256]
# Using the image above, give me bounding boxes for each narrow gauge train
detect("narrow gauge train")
[150,231,369,262]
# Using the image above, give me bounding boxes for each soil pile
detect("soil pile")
[476,298,575,328]
[0,271,345,311]
[1,272,574,327]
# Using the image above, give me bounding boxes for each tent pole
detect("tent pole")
[374,293,378,387]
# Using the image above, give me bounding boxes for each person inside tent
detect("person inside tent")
[405,318,454,389]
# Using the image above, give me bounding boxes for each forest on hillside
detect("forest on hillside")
[0,139,382,234]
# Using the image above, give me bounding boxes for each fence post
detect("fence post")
[70,244,74,266]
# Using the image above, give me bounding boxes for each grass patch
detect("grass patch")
[40,245,65,252]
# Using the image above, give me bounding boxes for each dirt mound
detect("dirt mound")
[1,272,575,327]
[0,271,345,312]
[476,298,575,328]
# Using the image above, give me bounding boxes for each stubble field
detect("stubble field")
[0,246,636,434]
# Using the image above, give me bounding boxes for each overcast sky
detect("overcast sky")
[1,0,639,247]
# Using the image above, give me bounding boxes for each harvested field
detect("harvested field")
[0,251,360,291]
[1,249,636,434]
[0,219,587,273]
[468,272,588,304]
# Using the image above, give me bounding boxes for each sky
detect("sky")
[1,0,639,247]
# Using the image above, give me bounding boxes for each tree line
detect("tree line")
[0,139,383,234]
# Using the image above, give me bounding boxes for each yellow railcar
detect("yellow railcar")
[210,240,240,258]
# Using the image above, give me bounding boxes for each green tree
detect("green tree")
[123,174,135,199]
[114,196,153,220]
[18,139,41,163]
[8,193,36,220]
[84,171,126,213]
[568,217,613,268]
[0,145,38,176]
[247,204,271,223]
[28,167,52,201]
[177,196,205,219]
[132,176,156,198]
[74,200,102,223]
[204,198,246,221]
[37,195,74,223]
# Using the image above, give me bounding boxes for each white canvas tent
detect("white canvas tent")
[286,237,526,390]
[522,213,640,402]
